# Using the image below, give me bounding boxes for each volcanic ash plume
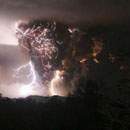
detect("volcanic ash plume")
[14,20,103,96]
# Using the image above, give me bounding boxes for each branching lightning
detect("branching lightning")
[13,61,39,96]
[13,61,32,79]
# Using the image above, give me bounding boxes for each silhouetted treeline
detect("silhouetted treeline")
[0,80,130,130]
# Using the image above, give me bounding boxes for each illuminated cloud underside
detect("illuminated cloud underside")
[0,22,18,46]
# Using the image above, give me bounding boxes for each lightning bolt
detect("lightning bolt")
[13,61,37,86]
[50,70,63,96]
[13,61,39,97]
[13,61,31,79]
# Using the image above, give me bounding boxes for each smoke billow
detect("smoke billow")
[14,20,103,96]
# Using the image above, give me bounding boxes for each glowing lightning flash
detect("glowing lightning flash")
[50,70,61,96]
[13,61,38,97]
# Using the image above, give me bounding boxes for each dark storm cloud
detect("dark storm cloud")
[0,0,130,24]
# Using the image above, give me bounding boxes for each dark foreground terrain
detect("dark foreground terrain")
[0,80,130,130]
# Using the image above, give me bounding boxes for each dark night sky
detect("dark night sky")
[0,0,130,25]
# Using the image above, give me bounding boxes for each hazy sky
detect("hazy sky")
[0,0,130,24]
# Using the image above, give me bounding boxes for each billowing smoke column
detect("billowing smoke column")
[14,20,70,96]
[15,20,59,83]
[14,20,103,96]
